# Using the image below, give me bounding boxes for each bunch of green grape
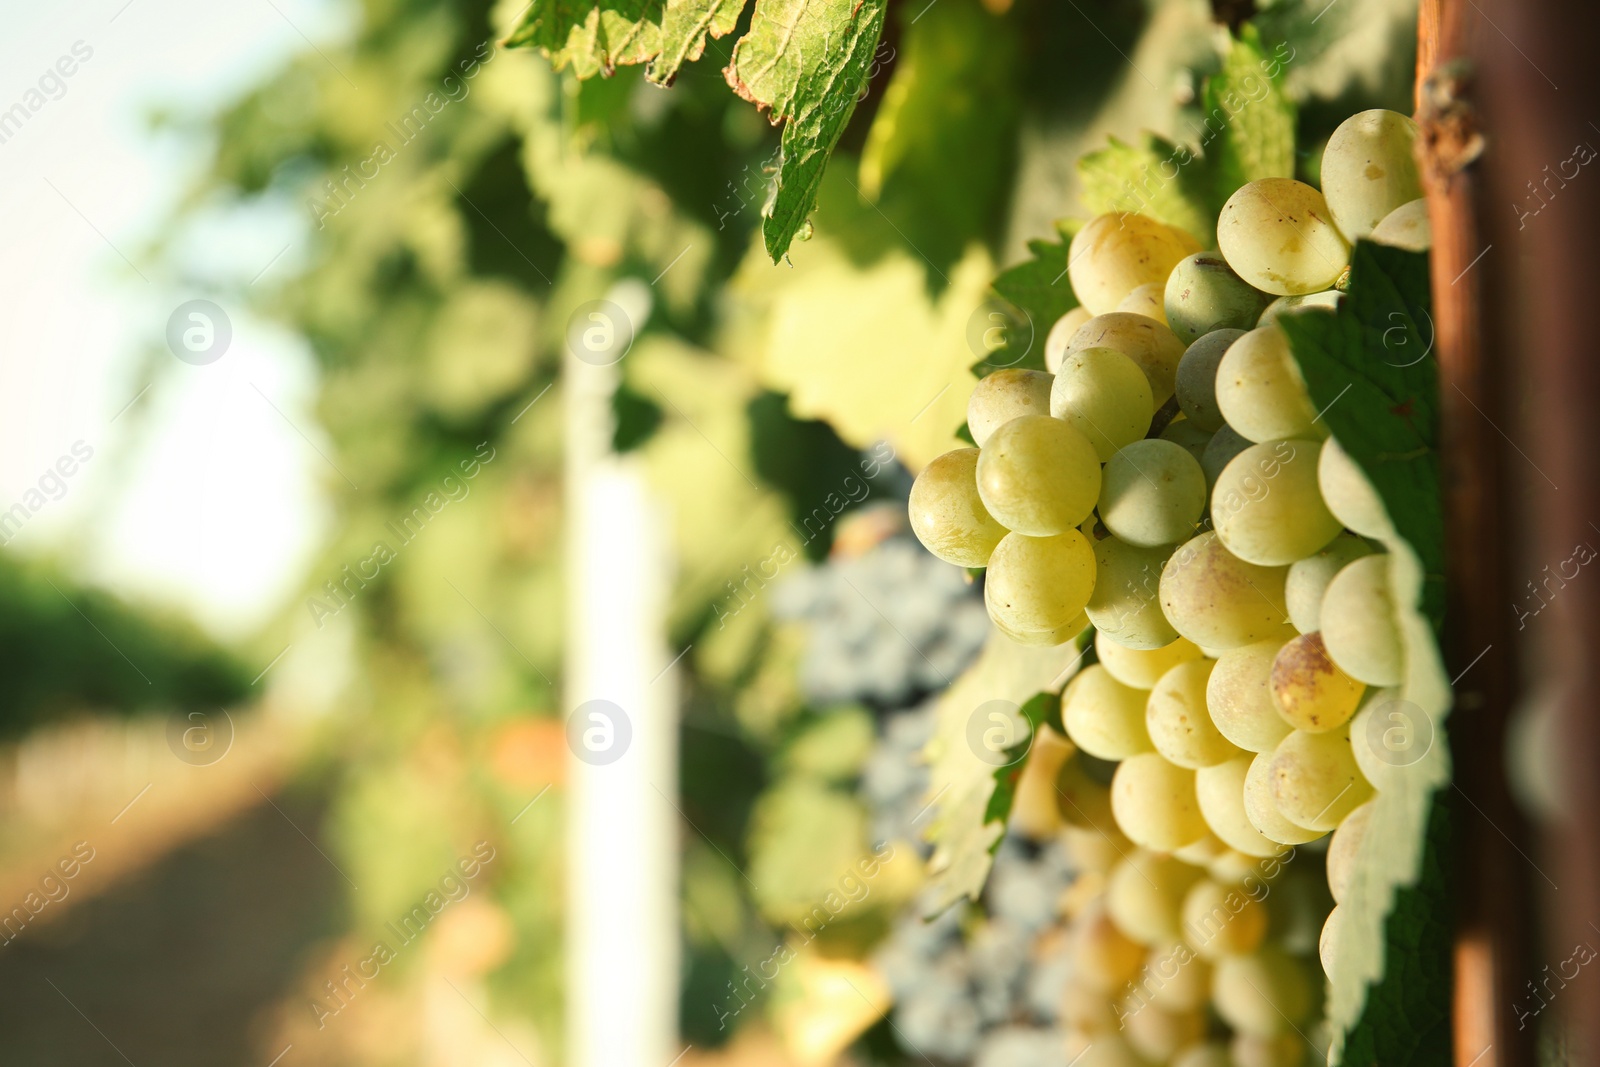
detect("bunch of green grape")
[910,109,1429,1065]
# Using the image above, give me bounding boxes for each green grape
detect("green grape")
[1124,1003,1205,1062]
[1318,435,1390,538]
[1319,903,1345,977]
[1319,109,1424,241]
[1200,423,1252,490]
[1010,725,1072,839]
[1326,798,1372,905]
[1173,1043,1233,1067]
[1214,326,1325,444]
[1064,311,1188,405]
[984,529,1096,632]
[1045,306,1094,374]
[1212,439,1342,566]
[966,367,1054,447]
[1256,289,1344,329]
[1320,555,1403,686]
[1242,749,1324,845]
[1269,725,1373,831]
[1056,751,1116,831]
[1086,536,1179,649]
[1098,439,1207,547]
[1111,752,1208,851]
[1207,637,1297,753]
[1147,659,1243,769]
[1068,211,1203,315]
[1064,664,1156,760]
[907,447,1009,567]
[1285,533,1376,633]
[1159,416,1213,464]
[1195,757,1283,858]
[1271,631,1364,732]
[1115,281,1170,324]
[975,415,1102,535]
[1349,688,1422,789]
[1218,178,1350,295]
[1213,949,1314,1037]
[1096,630,1203,687]
[1232,1033,1308,1067]
[1145,944,1213,1012]
[1106,849,1203,945]
[1180,877,1267,960]
[1071,902,1150,992]
[1371,197,1432,252]
[1163,252,1271,344]
[1159,532,1290,650]
[1050,345,1155,460]
[1174,328,1244,431]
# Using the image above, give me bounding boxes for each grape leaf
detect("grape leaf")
[505,0,665,78]
[921,632,1085,914]
[1279,243,1453,1067]
[972,229,1077,380]
[724,0,889,262]
[1078,134,1215,247]
[648,0,748,85]
[1201,24,1297,210]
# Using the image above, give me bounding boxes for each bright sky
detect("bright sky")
[0,0,349,641]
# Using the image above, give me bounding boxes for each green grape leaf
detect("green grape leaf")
[505,0,665,79]
[922,632,1084,915]
[1078,134,1215,247]
[1200,24,1297,209]
[648,0,748,85]
[981,690,1062,826]
[975,233,1077,380]
[1278,243,1453,1066]
[724,0,889,262]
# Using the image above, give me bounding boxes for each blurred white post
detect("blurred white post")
[564,288,679,1067]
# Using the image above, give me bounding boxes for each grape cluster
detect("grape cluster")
[772,527,990,710]
[905,109,1429,1061]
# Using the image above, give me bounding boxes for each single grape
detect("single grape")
[984,529,1096,632]
[1009,725,1073,839]
[1213,439,1342,566]
[1370,198,1432,251]
[1098,439,1208,547]
[1164,252,1271,344]
[1106,849,1203,945]
[1285,533,1376,633]
[1096,632,1202,689]
[1086,536,1179,649]
[1242,749,1325,845]
[1159,532,1291,650]
[1172,832,1229,867]
[1061,823,1132,875]
[1256,289,1344,329]
[1320,109,1424,241]
[1143,943,1212,1012]
[1147,659,1244,769]
[1063,664,1155,760]
[1059,976,1119,1033]
[1218,178,1350,295]
[1175,328,1245,431]
[1195,757,1284,858]
[1206,636,1297,753]
[1214,326,1325,444]
[1180,877,1267,960]
[1200,423,1252,490]
[1348,688,1426,789]
[1319,903,1345,976]
[1326,798,1372,905]
[1159,417,1213,464]
[1055,753,1116,832]
[1070,901,1148,992]
[976,415,1102,536]
[909,448,1009,566]
[1318,435,1390,538]
[1269,725,1374,831]
[968,368,1054,447]
[1116,281,1170,324]
[1212,948,1314,1037]
[1050,346,1155,460]
[989,608,1088,647]
[1069,212,1203,315]
[1064,311,1188,405]
[1045,307,1094,374]
[1110,752,1208,851]
[1320,554,1403,686]
[1123,1002,1206,1062]
[1271,631,1364,732]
